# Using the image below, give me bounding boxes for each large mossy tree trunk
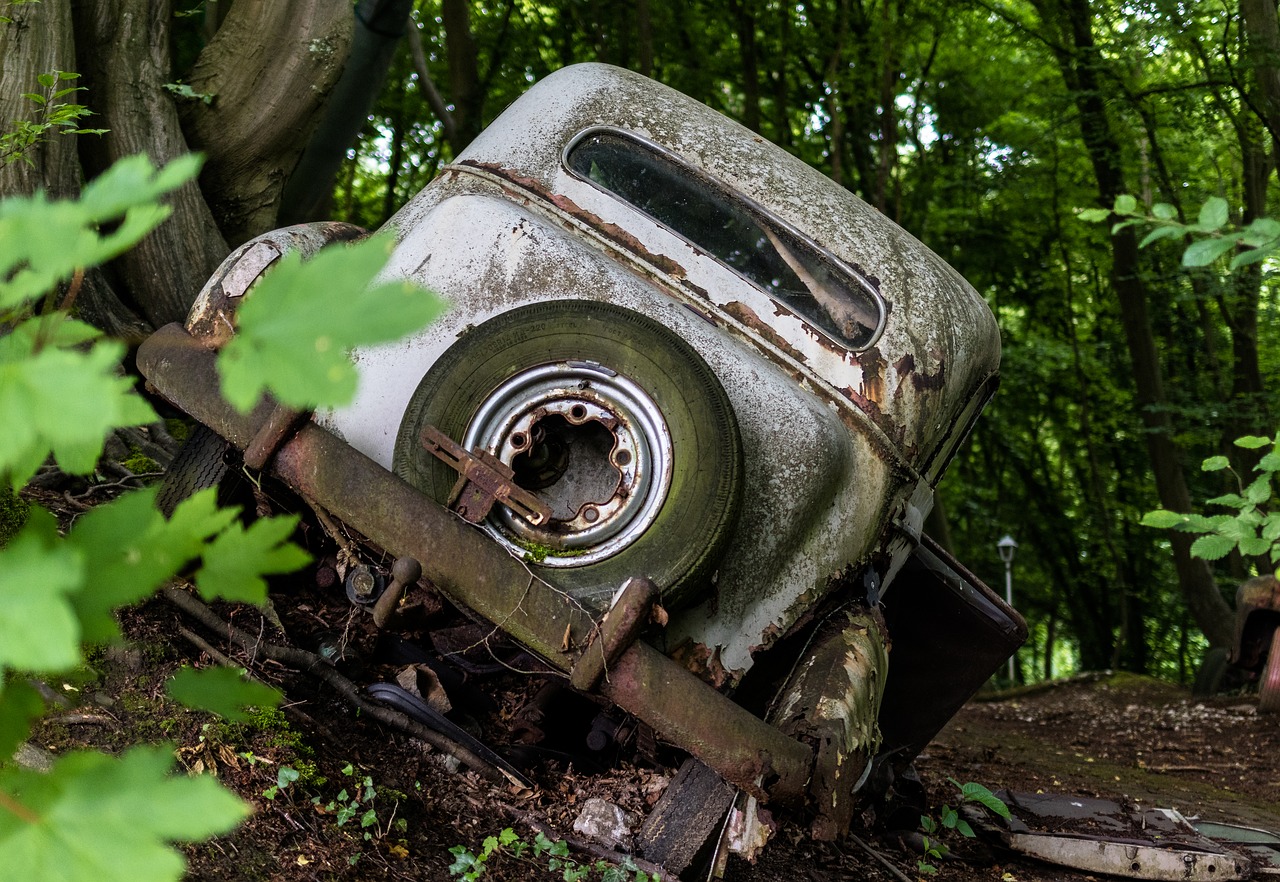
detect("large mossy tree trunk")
[0,0,354,332]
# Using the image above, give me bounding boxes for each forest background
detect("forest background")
[6,0,1280,686]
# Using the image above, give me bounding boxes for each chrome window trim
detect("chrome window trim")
[561,125,888,352]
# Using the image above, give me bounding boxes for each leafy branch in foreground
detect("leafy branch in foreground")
[1078,194,1280,271]
[0,150,442,881]
[1141,435,1280,575]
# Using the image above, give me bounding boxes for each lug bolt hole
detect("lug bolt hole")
[583,507,600,523]
[511,432,528,450]
[569,404,588,421]
[614,449,632,466]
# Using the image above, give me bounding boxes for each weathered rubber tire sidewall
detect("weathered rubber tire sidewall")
[393,300,743,610]
[156,424,233,518]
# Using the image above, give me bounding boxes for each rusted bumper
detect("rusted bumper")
[137,322,812,804]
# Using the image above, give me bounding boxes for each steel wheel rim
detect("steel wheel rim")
[464,361,673,567]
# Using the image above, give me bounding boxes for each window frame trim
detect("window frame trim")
[561,125,887,352]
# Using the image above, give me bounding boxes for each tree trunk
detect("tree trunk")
[1035,0,1233,647]
[0,0,149,337]
[1241,0,1280,172]
[442,0,483,150]
[73,0,230,329]
[179,0,353,245]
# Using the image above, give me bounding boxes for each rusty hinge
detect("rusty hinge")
[419,425,552,526]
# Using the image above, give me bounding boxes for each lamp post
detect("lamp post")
[997,535,1018,684]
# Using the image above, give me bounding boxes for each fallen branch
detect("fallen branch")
[161,585,524,788]
[843,833,915,882]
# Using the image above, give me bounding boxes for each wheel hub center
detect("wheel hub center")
[464,362,672,567]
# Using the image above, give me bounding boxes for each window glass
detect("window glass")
[566,130,883,349]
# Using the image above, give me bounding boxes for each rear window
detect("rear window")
[565,128,884,350]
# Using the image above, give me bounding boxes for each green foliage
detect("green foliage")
[918,780,1009,875]
[194,515,311,602]
[166,666,281,722]
[0,152,200,313]
[162,82,214,105]
[0,71,107,166]
[1080,193,1280,271]
[0,485,30,547]
[448,827,654,882]
[0,151,440,880]
[1142,434,1280,573]
[217,238,444,412]
[0,746,247,881]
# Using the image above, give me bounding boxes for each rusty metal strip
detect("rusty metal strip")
[137,323,813,805]
[419,425,551,526]
[570,576,659,692]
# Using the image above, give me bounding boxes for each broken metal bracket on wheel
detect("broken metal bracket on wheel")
[139,321,813,806]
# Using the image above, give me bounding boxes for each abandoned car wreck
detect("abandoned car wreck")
[137,63,1026,871]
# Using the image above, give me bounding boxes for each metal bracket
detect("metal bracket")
[419,425,552,526]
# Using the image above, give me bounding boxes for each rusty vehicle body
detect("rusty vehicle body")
[138,63,1025,859]
[1223,575,1280,711]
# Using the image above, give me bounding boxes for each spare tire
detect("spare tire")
[393,300,742,611]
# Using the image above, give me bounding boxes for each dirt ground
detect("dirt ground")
[18,464,1280,882]
[26,588,1280,882]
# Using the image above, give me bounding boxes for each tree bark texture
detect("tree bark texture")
[442,0,482,151]
[0,0,153,336]
[73,0,230,328]
[180,0,352,245]
[1241,0,1280,175]
[1035,0,1234,647]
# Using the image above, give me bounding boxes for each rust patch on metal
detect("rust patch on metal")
[460,160,691,280]
[722,301,808,365]
[668,638,733,690]
[909,348,946,392]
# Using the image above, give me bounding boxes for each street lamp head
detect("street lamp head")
[997,534,1018,564]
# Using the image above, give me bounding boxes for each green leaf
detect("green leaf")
[1138,225,1183,249]
[1077,208,1111,223]
[0,681,45,759]
[217,236,446,412]
[1152,203,1177,220]
[1240,217,1280,245]
[0,746,248,882]
[1182,236,1238,268]
[1205,493,1248,508]
[1238,537,1273,557]
[1197,196,1229,231]
[1245,475,1273,505]
[0,336,155,488]
[166,666,281,722]
[1113,194,1138,215]
[194,515,310,603]
[1201,455,1231,472]
[1140,509,1186,529]
[957,781,1011,819]
[65,488,234,644]
[1236,435,1273,450]
[1190,534,1237,561]
[277,766,300,790]
[0,155,201,311]
[1182,513,1230,533]
[0,509,83,675]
